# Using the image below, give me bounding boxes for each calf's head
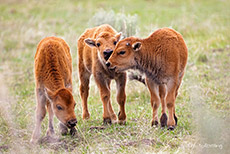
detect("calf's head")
[45,88,77,128]
[84,32,122,63]
[106,37,142,72]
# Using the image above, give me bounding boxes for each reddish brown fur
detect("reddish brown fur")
[108,28,188,129]
[31,37,77,143]
[77,24,127,124]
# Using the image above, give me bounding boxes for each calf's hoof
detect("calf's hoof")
[118,120,126,125]
[46,129,55,137]
[160,113,168,127]
[151,120,159,127]
[103,117,112,125]
[59,123,68,135]
[110,114,118,124]
[167,126,175,131]
[30,138,38,144]
[118,111,126,125]
[70,127,77,136]
[82,112,90,120]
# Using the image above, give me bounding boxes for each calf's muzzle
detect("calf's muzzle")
[67,118,78,127]
[103,49,113,61]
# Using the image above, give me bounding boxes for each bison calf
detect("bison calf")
[31,37,77,143]
[107,28,188,130]
[77,24,127,124]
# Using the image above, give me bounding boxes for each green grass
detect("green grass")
[0,0,230,153]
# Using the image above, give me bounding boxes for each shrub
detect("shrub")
[88,9,139,37]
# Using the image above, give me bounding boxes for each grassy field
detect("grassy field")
[0,0,230,153]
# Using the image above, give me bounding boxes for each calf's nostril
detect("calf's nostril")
[68,119,78,126]
[73,119,78,124]
[108,50,113,55]
[103,50,113,56]
[106,62,110,67]
[103,51,107,56]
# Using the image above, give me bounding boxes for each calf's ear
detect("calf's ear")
[115,32,122,41]
[132,42,142,52]
[44,88,56,102]
[84,38,96,47]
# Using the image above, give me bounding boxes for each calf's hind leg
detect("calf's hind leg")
[146,78,160,126]
[159,84,168,127]
[166,81,177,130]
[79,66,91,120]
[173,74,184,125]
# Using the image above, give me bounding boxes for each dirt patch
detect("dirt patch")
[211,46,230,52]
[41,139,76,152]
[39,136,61,144]
[0,145,9,152]
[38,133,84,152]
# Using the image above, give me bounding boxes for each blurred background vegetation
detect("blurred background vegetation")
[0,0,229,153]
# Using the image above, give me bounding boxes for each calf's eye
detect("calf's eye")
[56,105,63,110]
[114,41,117,45]
[119,51,126,55]
[96,43,100,47]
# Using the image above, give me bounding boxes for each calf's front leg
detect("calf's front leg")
[46,101,54,137]
[30,89,47,143]
[159,84,168,127]
[115,73,127,125]
[95,75,117,124]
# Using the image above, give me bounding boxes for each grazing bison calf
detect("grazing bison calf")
[107,28,188,130]
[77,24,127,124]
[31,37,77,143]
